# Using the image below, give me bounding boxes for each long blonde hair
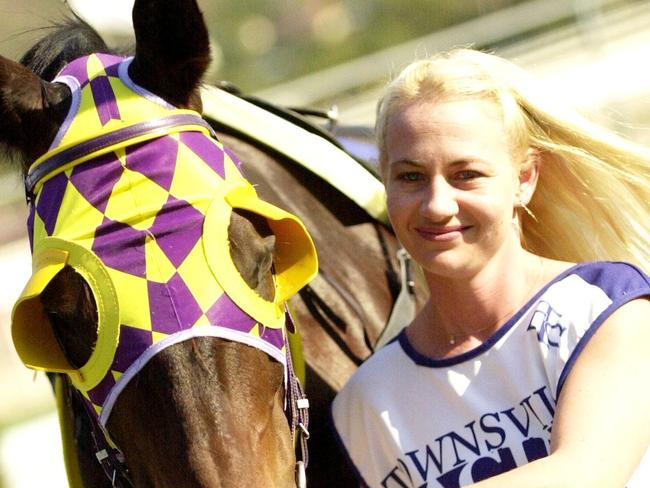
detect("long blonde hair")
[376,48,650,272]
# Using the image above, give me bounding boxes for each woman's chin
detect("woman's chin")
[417,252,480,281]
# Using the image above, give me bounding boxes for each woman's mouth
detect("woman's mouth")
[415,225,469,242]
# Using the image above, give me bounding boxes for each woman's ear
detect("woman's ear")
[517,147,541,206]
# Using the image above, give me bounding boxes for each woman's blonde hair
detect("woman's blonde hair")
[376,48,650,272]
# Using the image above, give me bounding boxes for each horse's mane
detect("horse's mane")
[19,14,111,81]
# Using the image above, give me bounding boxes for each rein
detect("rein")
[284,313,311,488]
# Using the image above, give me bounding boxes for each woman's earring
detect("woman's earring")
[520,201,538,222]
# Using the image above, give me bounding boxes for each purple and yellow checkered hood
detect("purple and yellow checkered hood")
[11,54,318,425]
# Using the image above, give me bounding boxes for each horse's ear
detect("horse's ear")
[129,0,211,109]
[0,55,71,169]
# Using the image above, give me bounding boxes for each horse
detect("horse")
[0,1,425,487]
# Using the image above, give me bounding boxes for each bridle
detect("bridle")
[13,53,314,488]
[69,316,310,488]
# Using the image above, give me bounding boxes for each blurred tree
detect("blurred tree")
[202,0,532,91]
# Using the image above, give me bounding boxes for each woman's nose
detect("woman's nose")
[420,177,458,219]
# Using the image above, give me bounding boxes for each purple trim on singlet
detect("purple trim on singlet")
[555,261,650,397]
[397,263,583,368]
[398,261,650,369]
[398,261,650,397]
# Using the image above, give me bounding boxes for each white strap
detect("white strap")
[200,86,388,223]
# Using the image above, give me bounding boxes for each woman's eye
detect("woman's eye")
[397,172,424,182]
[454,170,482,181]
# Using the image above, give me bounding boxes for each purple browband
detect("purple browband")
[25,113,215,196]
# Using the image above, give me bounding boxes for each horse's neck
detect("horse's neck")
[201,86,388,223]
[216,131,406,372]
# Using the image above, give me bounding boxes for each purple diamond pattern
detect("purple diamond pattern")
[206,294,256,333]
[259,326,285,350]
[92,217,146,277]
[148,274,203,334]
[86,369,117,407]
[147,280,176,333]
[97,54,123,77]
[69,153,123,213]
[112,325,153,373]
[36,172,69,236]
[179,132,225,177]
[58,56,92,86]
[126,136,179,191]
[149,194,204,267]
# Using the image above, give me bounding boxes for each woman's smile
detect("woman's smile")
[414,224,471,242]
[385,97,523,278]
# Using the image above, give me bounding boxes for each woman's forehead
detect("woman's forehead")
[387,98,506,144]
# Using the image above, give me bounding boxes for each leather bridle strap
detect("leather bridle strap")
[284,310,310,488]
[73,386,134,488]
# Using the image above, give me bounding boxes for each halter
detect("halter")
[11,53,316,486]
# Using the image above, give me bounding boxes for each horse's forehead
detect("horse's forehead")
[46,54,178,152]
[57,53,125,82]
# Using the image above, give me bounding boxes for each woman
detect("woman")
[331,48,650,487]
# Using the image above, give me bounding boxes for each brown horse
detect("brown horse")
[0,1,425,487]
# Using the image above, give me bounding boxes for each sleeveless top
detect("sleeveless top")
[332,261,650,487]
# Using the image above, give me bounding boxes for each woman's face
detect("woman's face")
[384,97,524,280]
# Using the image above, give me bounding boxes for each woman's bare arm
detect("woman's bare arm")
[467,297,650,488]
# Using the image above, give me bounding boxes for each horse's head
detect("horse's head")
[0,1,316,486]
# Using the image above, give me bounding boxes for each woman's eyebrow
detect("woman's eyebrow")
[389,158,425,167]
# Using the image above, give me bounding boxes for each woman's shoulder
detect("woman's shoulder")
[342,340,404,388]
[552,260,650,298]
[530,260,650,351]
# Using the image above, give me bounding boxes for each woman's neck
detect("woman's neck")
[408,249,548,358]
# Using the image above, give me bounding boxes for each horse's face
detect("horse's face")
[0,1,316,487]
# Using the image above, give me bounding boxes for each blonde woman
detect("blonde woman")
[332,48,650,487]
